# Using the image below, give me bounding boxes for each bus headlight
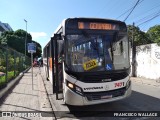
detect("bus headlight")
[126,80,131,90]
[66,80,83,96]
[68,82,74,89]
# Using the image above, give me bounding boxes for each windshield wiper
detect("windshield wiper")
[90,38,100,61]
[110,31,119,63]
[110,41,114,63]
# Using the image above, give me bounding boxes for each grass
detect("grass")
[0,71,19,86]
[0,75,6,84]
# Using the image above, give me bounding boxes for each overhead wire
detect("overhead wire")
[115,0,160,31]
[96,0,113,16]
[126,0,160,27]
[96,0,123,18]
[137,10,160,26]
[116,0,144,19]
[132,3,160,23]
[136,10,160,24]
[124,0,141,22]
[106,0,124,17]
[97,0,159,28]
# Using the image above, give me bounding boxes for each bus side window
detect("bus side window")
[119,41,123,54]
[58,40,64,63]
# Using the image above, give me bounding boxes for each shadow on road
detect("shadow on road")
[57,91,160,118]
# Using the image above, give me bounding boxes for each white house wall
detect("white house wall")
[136,43,160,79]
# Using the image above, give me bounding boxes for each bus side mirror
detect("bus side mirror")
[53,34,62,40]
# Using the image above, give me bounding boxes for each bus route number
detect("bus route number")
[83,59,98,71]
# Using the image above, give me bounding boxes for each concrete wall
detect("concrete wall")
[136,43,160,80]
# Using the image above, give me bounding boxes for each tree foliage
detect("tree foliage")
[147,25,160,45]
[127,25,152,46]
[0,29,42,57]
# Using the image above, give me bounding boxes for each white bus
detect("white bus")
[43,18,131,106]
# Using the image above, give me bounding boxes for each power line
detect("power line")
[97,0,123,18]
[116,8,132,19]
[136,10,160,24]
[96,0,113,16]
[124,0,141,22]
[116,0,144,19]
[133,4,160,23]
[137,10,160,26]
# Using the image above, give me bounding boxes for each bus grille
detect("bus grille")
[80,72,128,83]
[84,87,126,101]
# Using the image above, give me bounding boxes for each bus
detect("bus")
[43,18,131,106]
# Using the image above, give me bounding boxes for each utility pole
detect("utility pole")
[24,19,27,67]
[132,22,136,77]
[28,43,36,90]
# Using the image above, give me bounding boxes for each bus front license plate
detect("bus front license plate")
[101,95,112,99]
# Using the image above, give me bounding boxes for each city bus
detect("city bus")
[43,18,131,106]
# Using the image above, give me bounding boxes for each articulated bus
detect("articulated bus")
[43,18,131,106]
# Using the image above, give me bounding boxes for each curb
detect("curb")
[40,72,70,119]
[131,77,160,88]
[37,70,53,111]
[0,67,31,99]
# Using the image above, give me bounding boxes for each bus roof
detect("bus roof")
[44,17,125,49]
[53,17,125,34]
[68,17,124,23]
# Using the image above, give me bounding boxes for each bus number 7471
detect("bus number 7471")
[115,82,125,88]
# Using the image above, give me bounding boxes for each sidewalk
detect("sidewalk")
[0,68,54,120]
[130,77,160,88]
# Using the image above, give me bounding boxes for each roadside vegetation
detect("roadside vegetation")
[0,29,42,88]
[127,24,160,46]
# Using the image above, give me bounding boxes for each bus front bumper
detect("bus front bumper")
[64,83,132,106]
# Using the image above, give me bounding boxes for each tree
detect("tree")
[147,25,160,45]
[14,29,32,42]
[0,29,35,56]
[0,30,42,58]
[127,25,151,46]
[0,31,13,45]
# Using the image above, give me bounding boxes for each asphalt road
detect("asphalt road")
[57,81,160,120]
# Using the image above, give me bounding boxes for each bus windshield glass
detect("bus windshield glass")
[66,32,129,72]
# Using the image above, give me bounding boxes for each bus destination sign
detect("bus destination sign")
[78,22,117,30]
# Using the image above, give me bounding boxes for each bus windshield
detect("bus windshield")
[66,32,129,72]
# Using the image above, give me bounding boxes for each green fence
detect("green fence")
[0,45,31,89]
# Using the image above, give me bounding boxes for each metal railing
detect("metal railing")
[0,45,31,89]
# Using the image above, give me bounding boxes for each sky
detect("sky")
[0,0,160,49]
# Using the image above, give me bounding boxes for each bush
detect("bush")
[0,66,6,72]
[7,71,15,81]
[0,75,6,86]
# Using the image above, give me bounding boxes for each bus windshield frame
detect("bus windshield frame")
[64,19,130,73]
[65,30,130,73]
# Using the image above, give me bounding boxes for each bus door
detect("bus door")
[53,34,64,100]
[46,45,50,80]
